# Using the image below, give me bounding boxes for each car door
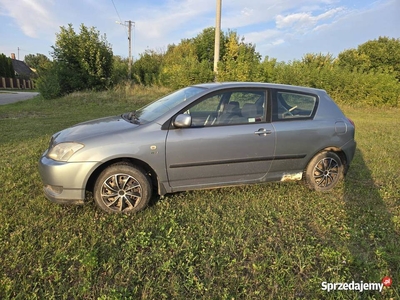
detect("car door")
[269,89,320,175]
[165,89,276,190]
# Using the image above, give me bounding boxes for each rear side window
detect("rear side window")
[273,91,318,121]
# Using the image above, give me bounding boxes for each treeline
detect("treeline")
[131,31,400,107]
[32,24,400,107]
[0,53,15,78]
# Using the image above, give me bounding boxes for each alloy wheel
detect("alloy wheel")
[100,173,143,212]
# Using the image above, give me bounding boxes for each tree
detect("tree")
[131,28,229,87]
[36,62,62,99]
[160,42,213,89]
[0,53,15,78]
[358,37,400,74]
[51,23,113,92]
[190,27,228,70]
[132,50,164,85]
[24,53,51,71]
[0,54,7,77]
[217,31,262,82]
[302,53,335,69]
[337,49,371,72]
[338,36,400,80]
[259,56,277,82]
[111,56,129,84]
[6,57,14,78]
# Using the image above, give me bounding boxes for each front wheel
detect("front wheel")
[304,151,344,191]
[93,163,152,213]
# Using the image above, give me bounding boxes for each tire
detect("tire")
[93,163,152,213]
[304,151,344,191]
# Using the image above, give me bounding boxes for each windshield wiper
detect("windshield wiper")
[126,111,140,124]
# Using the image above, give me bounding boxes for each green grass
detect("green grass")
[0,87,399,299]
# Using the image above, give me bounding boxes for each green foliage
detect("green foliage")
[160,42,213,89]
[37,61,88,99]
[190,27,228,66]
[268,51,400,107]
[36,63,62,99]
[156,29,262,84]
[132,28,230,88]
[7,57,14,78]
[302,53,335,69]
[0,53,15,78]
[33,24,399,108]
[111,55,129,84]
[129,29,398,108]
[357,37,400,76]
[260,56,278,82]
[216,31,262,82]
[39,23,113,98]
[0,54,6,77]
[338,36,400,80]
[326,68,400,107]
[337,49,371,72]
[24,53,51,72]
[132,50,164,85]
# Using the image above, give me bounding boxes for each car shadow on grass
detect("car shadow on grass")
[342,148,399,298]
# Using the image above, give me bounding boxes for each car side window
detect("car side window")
[273,91,317,121]
[188,90,266,127]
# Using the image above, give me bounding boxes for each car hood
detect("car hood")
[53,115,138,143]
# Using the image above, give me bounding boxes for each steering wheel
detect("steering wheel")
[282,106,298,118]
[204,115,217,126]
[204,114,211,126]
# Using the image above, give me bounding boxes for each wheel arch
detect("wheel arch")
[85,157,160,197]
[304,146,348,176]
[321,146,348,172]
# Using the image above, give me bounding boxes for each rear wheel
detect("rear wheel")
[304,151,344,191]
[94,163,152,213]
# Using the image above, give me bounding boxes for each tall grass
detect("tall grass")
[0,86,399,299]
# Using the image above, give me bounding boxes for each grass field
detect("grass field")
[0,86,399,299]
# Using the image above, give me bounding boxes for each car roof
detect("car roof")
[193,82,327,94]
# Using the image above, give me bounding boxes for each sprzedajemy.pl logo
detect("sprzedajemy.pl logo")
[321,276,392,293]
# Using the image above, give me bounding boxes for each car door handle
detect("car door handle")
[254,128,272,136]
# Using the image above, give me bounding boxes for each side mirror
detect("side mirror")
[174,114,192,128]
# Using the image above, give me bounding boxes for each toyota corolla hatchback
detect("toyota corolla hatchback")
[39,82,356,213]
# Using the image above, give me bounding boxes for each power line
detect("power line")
[110,0,128,37]
[17,48,32,53]
[16,48,35,60]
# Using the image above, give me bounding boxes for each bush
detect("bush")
[159,43,214,89]
[36,64,62,99]
[268,59,399,107]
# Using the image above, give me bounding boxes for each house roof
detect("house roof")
[11,59,34,77]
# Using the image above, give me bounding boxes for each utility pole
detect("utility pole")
[214,0,222,75]
[116,20,134,79]
[127,20,133,80]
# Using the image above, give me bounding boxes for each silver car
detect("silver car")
[38,82,356,213]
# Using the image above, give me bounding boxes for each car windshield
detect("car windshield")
[125,86,206,124]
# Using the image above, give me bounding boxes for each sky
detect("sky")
[0,0,399,63]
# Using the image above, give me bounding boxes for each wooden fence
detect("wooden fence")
[0,77,34,90]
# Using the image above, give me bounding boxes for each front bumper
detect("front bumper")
[38,155,98,205]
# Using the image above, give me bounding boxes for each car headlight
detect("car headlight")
[47,142,84,162]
